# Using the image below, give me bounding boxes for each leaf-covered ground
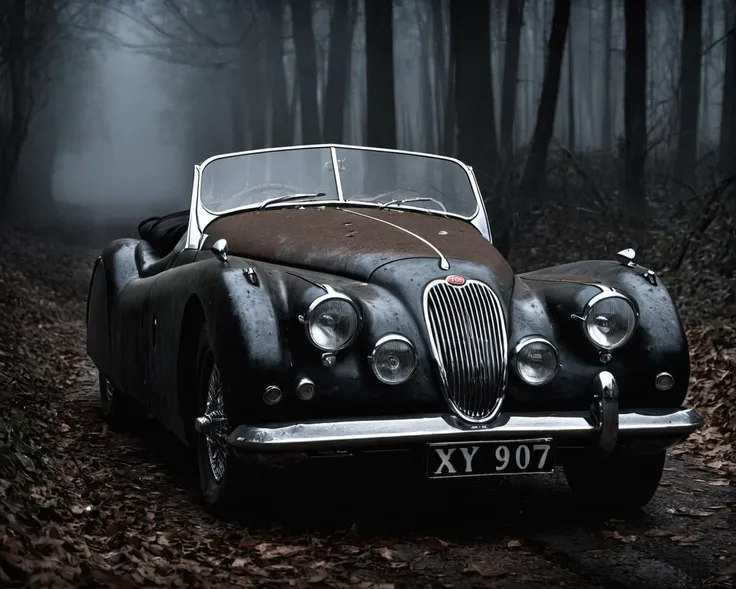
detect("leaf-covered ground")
[1,184,735,589]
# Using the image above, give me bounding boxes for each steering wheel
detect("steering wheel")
[218,183,304,211]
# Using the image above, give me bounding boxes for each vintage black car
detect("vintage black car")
[86,144,703,515]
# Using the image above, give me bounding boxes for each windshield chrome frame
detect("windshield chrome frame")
[185,143,492,250]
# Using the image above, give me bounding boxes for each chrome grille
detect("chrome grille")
[423,279,508,422]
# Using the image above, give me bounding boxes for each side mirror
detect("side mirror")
[211,238,228,263]
[615,248,636,267]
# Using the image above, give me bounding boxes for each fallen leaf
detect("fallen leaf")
[645,528,673,537]
[601,530,637,543]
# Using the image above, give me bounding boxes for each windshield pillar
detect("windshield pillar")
[330,146,345,201]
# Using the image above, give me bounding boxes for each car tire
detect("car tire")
[563,450,666,513]
[98,372,140,431]
[195,323,245,518]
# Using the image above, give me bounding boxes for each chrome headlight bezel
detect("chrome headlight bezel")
[579,290,638,350]
[512,335,560,386]
[368,334,418,385]
[301,290,362,352]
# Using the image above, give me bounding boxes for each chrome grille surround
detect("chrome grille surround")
[422,279,509,423]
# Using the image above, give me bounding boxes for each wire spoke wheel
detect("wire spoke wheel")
[204,363,229,482]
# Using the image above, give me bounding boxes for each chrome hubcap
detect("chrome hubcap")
[200,363,229,482]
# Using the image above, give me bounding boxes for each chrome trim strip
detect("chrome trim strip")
[423,279,508,423]
[340,208,451,270]
[227,408,703,451]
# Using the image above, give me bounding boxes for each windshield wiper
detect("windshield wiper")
[379,197,433,209]
[379,196,448,215]
[259,192,326,210]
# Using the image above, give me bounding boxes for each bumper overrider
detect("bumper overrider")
[226,371,703,457]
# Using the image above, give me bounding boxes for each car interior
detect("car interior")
[135,210,190,277]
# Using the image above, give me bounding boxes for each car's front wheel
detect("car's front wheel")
[563,450,666,513]
[195,324,244,517]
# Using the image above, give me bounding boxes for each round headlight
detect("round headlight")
[513,336,559,386]
[303,292,361,351]
[582,292,637,350]
[369,335,418,385]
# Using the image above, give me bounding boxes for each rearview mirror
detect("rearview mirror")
[211,239,228,263]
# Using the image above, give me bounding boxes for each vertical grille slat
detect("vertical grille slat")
[423,279,508,423]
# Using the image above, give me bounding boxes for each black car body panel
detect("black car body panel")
[85,144,701,488]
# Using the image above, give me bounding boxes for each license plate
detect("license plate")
[426,439,556,479]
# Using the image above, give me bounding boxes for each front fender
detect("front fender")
[509,260,689,411]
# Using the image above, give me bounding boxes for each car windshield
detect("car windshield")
[198,146,479,218]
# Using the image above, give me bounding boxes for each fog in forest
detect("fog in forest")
[1,0,735,252]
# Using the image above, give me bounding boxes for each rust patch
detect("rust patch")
[202,207,508,281]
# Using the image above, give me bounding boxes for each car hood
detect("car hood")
[202,206,511,283]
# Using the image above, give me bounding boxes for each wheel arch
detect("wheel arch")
[177,294,207,447]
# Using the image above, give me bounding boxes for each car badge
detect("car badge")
[446,275,466,286]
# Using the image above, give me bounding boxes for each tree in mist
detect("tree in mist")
[674,0,703,190]
[291,0,321,144]
[0,0,94,208]
[322,0,353,143]
[451,0,499,180]
[499,0,525,161]
[720,0,736,178]
[623,0,648,222]
[519,0,571,198]
[365,0,396,149]
[601,0,614,153]
[263,0,291,147]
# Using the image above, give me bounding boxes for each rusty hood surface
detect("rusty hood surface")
[202,206,510,282]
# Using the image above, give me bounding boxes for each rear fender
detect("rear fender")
[86,239,140,389]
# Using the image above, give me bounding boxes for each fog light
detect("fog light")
[369,334,418,385]
[655,372,674,391]
[295,378,316,401]
[513,336,559,386]
[263,385,282,405]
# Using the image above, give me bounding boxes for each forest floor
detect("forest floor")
[1,188,735,589]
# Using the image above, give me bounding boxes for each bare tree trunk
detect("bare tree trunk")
[451,0,499,181]
[431,0,447,153]
[291,0,321,144]
[719,0,736,177]
[323,0,350,143]
[443,38,456,157]
[264,0,291,146]
[602,0,613,152]
[566,22,576,151]
[623,0,647,224]
[674,0,703,190]
[365,0,397,149]
[500,0,525,159]
[519,0,571,198]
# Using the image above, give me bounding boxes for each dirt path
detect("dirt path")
[1,227,734,589]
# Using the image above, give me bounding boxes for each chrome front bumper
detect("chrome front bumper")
[226,371,703,455]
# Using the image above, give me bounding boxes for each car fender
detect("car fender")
[86,239,140,389]
[145,255,289,443]
[515,260,689,409]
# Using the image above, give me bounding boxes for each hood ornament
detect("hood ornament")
[446,275,466,286]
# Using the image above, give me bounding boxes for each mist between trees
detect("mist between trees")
[0,0,734,257]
